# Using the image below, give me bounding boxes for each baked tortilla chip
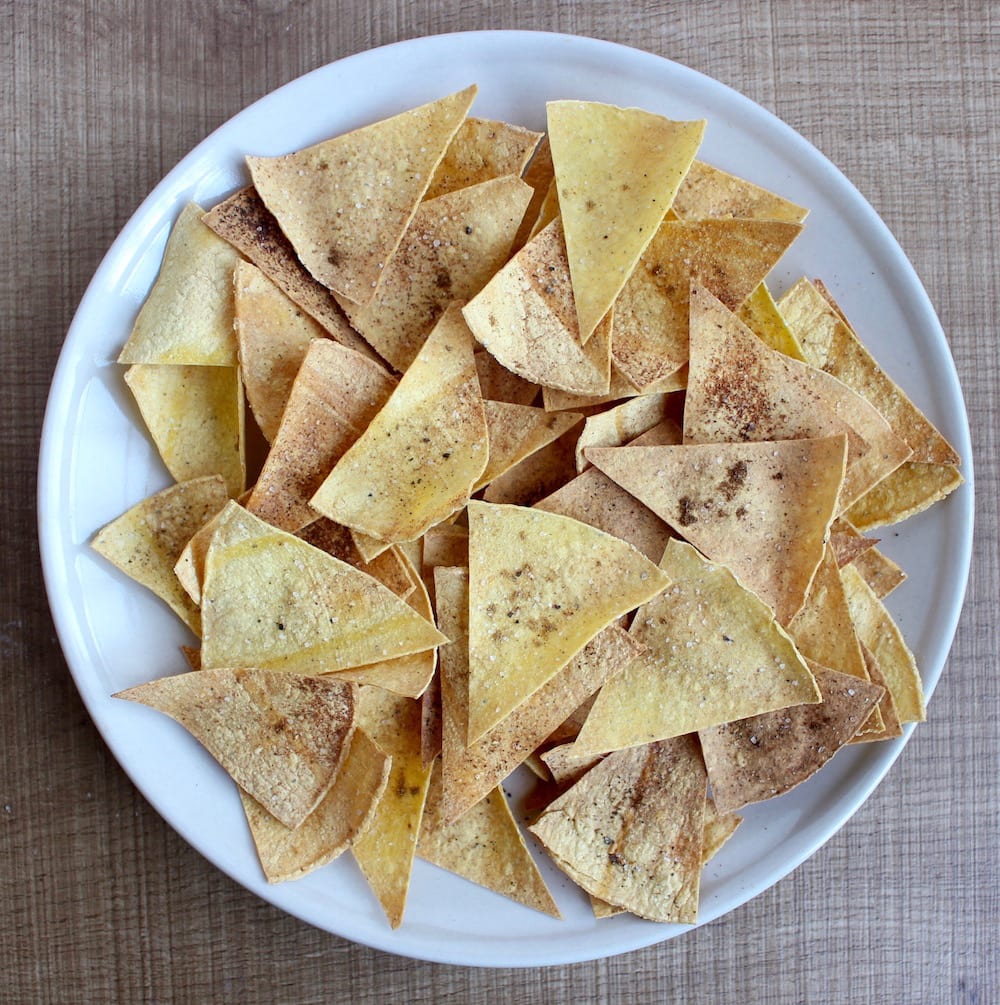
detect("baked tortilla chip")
[466,501,670,742]
[699,662,884,813]
[241,727,390,882]
[586,437,846,624]
[672,160,809,223]
[480,419,581,506]
[92,475,229,634]
[247,86,476,305]
[310,304,488,543]
[572,540,820,755]
[845,461,964,531]
[529,736,707,924]
[118,203,240,366]
[474,349,540,405]
[851,642,904,742]
[701,798,743,865]
[200,502,447,675]
[124,363,246,498]
[115,668,355,829]
[547,100,705,342]
[510,133,553,253]
[575,392,675,473]
[246,339,396,532]
[542,362,688,412]
[737,282,806,361]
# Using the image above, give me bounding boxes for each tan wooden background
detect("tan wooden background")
[4,2,997,1002]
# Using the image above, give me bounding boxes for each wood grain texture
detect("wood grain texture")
[3,1,997,1002]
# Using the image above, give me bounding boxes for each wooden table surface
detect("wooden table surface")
[4,2,997,1002]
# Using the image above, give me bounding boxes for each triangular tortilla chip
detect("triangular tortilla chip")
[337,175,533,371]
[463,219,613,395]
[310,304,488,543]
[241,727,390,882]
[575,392,675,473]
[529,736,707,924]
[92,475,229,634]
[465,501,670,742]
[246,339,396,532]
[418,764,561,918]
[200,502,447,674]
[542,362,688,412]
[850,641,904,742]
[114,668,356,828]
[233,260,328,442]
[473,349,539,405]
[844,461,964,531]
[701,798,743,865]
[829,518,880,569]
[202,187,384,362]
[572,540,820,755]
[672,160,809,223]
[737,282,806,361]
[611,218,802,391]
[700,660,883,813]
[124,363,246,498]
[476,401,583,491]
[424,117,542,200]
[510,133,553,254]
[547,100,705,342]
[850,541,907,599]
[118,203,240,366]
[684,284,910,511]
[480,419,581,506]
[247,86,476,305]
[586,437,846,624]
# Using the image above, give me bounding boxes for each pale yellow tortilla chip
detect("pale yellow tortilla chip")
[586,437,846,624]
[200,502,447,675]
[701,798,743,865]
[737,282,806,361]
[547,100,705,342]
[845,461,964,530]
[247,86,476,305]
[418,764,561,918]
[124,363,246,498]
[571,540,820,755]
[850,641,904,742]
[337,175,533,371]
[574,392,675,473]
[241,727,390,882]
[118,203,240,366]
[424,117,542,200]
[540,743,604,788]
[115,668,356,829]
[466,501,670,742]
[684,284,910,512]
[672,160,809,223]
[612,218,802,390]
[92,475,229,634]
[699,661,884,813]
[246,339,396,532]
[529,736,706,924]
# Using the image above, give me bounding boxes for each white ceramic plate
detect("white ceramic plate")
[38,31,974,967]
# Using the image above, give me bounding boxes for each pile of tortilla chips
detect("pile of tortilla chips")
[94,87,961,929]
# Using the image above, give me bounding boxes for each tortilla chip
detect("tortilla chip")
[542,362,688,412]
[699,662,884,813]
[241,727,390,882]
[737,282,806,361]
[547,100,705,342]
[463,219,613,395]
[466,501,670,742]
[476,401,583,490]
[840,564,925,723]
[540,743,604,787]
[115,668,355,828]
[845,461,964,530]
[529,736,706,924]
[246,339,396,532]
[124,363,246,498]
[118,203,240,366]
[422,523,469,571]
[527,177,560,241]
[473,349,539,405]
[572,540,820,755]
[200,502,447,675]
[510,133,553,254]
[418,764,561,918]
[684,283,911,512]
[420,670,443,769]
[310,305,488,544]
[575,393,675,473]
[586,436,846,624]
[92,475,229,634]
[247,86,476,305]
[850,642,904,742]
[424,117,542,200]
[701,798,743,865]
[337,175,533,371]
[829,519,880,569]
[851,542,907,599]
[611,218,802,391]
[672,160,809,223]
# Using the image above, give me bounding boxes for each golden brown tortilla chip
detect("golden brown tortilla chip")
[845,461,964,530]
[737,282,806,361]
[586,436,846,624]
[241,727,390,882]
[124,363,246,498]
[829,518,880,569]
[310,305,488,544]
[539,743,604,788]
[118,203,240,366]
[850,642,904,742]
[247,86,477,305]
[701,798,743,865]
[466,501,670,742]
[529,736,707,924]
[92,475,229,634]
[115,668,355,829]
[672,160,809,223]
[547,100,705,342]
